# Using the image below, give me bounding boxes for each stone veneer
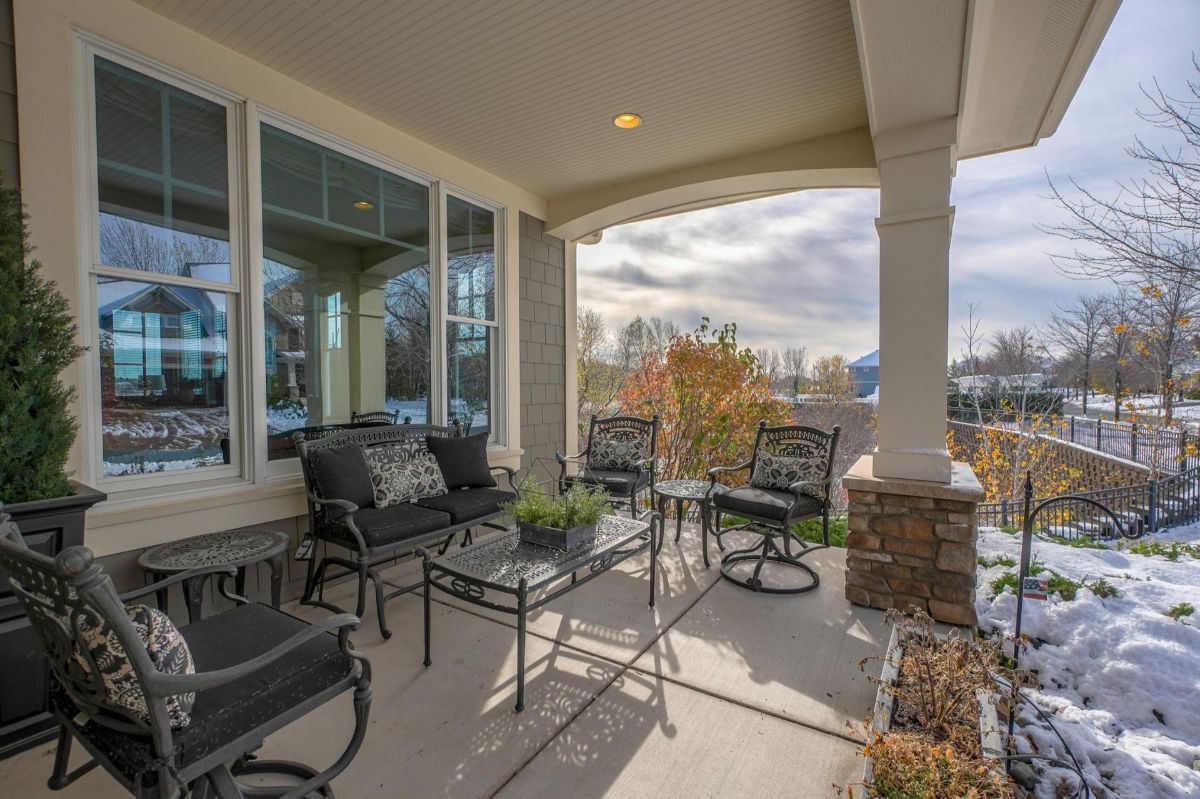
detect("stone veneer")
[843,456,985,627]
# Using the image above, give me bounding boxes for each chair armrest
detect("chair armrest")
[120,566,242,605]
[554,449,588,465]
[491,464,519,494]
[706,461,752,480]
[788,474,836,499]
[306,493,360,515]
[148,613,362,696]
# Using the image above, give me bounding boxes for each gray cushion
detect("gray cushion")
[564,468,648,497]
[308,445,375,508]
[750,451,828,499]
[588,436,647,471]
[321,503,451,549]
[712,486,824,523]
[415,488,516,524]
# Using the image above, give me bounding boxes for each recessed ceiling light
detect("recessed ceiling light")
[613,113,642,129]
[352,200,375,210]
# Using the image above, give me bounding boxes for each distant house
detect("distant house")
[847,350,879,398]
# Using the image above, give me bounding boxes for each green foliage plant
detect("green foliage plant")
[504,479,612,529]
[0,175,86,503]
[1167,602,1195,620]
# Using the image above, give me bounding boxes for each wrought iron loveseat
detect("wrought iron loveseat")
[296,423,517,639]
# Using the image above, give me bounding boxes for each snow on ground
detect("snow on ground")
[1065,394,1200,425]
[976,527,1200,798]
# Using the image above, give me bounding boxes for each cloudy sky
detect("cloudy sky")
[576,1,1200,362]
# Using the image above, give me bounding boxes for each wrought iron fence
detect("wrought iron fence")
[977,463,1200,539]
[948,406,1198,473]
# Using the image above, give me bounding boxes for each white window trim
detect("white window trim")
[77,36,249,494]
[74,36,512,499]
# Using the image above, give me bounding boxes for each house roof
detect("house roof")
[847,350,879,369]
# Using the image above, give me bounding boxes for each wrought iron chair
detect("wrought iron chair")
[350,410,403,425]
[296,422,517,639]
[0,512,372,799]
[556,414,659,518]
[705,421,841,594]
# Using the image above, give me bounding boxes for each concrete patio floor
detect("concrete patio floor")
[0,526,889,798]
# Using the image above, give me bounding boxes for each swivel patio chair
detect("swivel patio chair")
[705,421,841,594]
[0,512,372,799]
[556,414,659,518]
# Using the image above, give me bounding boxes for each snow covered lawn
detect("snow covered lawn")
[976,527,1200,798]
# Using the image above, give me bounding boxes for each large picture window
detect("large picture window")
[82,44,507,490]
[259,124,431,460]
[91,56,237,479]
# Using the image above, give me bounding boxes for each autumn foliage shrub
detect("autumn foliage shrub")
[617,319,790,483]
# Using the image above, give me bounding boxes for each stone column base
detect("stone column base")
[842,455,985,627]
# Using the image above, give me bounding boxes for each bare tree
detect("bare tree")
[617,315,679,366]
[1043,61,1200,287]
[576,306,629,426]
[809,355,854,401]
[755,348,782,391]
[1042,293,1107,414]
[781,346,809,397]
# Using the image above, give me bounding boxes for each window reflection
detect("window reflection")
[260,125,431,459]
[97,279,230,476]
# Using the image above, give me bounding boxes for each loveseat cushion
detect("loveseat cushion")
[563,468,648,497]
[308,445,375,508]
[415,487,516,524]
[321,503,451,548]
[53,603,357,780]
[425,433,495,489]
[712,486,823,522]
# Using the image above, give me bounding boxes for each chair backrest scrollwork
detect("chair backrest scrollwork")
[585,414,659,469]
[751,421,842,486]
[350,410,402,425]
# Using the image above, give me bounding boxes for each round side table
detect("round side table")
[653,479,729,566]
[137,529,291,622]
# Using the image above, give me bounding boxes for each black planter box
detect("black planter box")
[518,520,597,552]
[0,481,106,759]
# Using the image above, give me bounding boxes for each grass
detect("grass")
[978,554,1016,568]
[1087,578,1121,599]
[1119,539,1200,561]
[989,561,1082,601]
[721,512,849,548]
[1042,534,1109,550]
[1167,601,1195,620]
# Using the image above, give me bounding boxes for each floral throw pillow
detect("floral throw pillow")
[75,604,196,728]
[364,447,448,507]
[588,436,647,471]
[750,451,829,499]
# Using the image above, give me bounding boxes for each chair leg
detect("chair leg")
[353,559,369,619]
[370,568,392,640]
[204,764,246,799]
[302,548,318,602]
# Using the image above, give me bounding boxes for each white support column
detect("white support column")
[873,145,955,483]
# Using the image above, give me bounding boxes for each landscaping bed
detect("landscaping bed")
[976,527,1200,798]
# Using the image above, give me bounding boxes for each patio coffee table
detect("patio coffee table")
[420,513,659,711]
[653,479,729,567]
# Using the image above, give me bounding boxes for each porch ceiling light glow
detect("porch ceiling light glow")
[612,113,642,129]
[352,200,375,210]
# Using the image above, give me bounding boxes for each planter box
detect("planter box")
[0,481,106,759]
[864,623,1005,794]
[518,520,597,551]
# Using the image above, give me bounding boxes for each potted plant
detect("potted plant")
[0,173,105,755]
[505,480,612,551]
[849,609,1013,799]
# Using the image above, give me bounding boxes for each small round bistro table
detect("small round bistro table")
[654,479,729,566]
[137,529,291,622]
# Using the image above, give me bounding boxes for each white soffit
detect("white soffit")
[133,0,869,199]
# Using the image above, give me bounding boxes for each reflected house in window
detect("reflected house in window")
[263,270,307,403]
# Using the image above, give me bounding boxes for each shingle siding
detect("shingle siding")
[518,213,566,480]
[0,0,17,189]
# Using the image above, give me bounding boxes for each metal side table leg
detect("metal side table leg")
[515,578,528,712]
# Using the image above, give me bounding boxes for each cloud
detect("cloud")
[577,0,1200,361]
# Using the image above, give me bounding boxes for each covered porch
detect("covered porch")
[2,532,881,798]
[0,0,1120,795]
